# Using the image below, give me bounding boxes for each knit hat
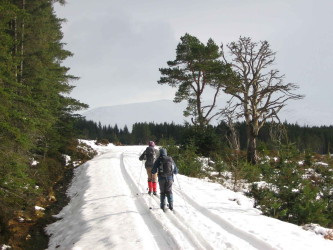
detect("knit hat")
[148,141,155,147]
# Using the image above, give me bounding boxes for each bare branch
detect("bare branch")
[223,36,304,164]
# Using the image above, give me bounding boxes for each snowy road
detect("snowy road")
[46,144,333,250]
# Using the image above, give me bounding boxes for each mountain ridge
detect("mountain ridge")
[82,99,333,129]
[83,99,189,129]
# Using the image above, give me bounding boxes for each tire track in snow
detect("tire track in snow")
[122,152,211,250]
[174,188,277,250]
[119,152,183,250]
[123,149,249,249]
[123,148,275,249]
[149,195,214,250]
[123,148,254,249]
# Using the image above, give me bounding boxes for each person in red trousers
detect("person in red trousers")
[139,141,159,195]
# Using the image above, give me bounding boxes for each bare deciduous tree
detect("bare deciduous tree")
[221,37,304,164]
[220,103,240,151]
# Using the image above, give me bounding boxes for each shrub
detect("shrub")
[177,141,203,177]
[95,138,109,146]
[159,138,179,158]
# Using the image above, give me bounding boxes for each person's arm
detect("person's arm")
[152,158,160,174]
[139,148,147,161]
[154,148,160,161]
[139,152,145,161]
[172,158,178,174]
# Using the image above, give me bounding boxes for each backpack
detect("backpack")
[158,156,174,177]
[145,146,155,167]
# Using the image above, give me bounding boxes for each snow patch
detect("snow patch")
[303,224,333,238]
[315,162,329,167]
[30,159,39,166]
[1,245,12,250]
[35,206,45,211]
[63,154,71,166]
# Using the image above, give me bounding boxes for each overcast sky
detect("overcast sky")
[54,0,333,126]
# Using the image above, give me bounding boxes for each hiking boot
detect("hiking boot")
[169,204,173,211]
[148,181,152,195]
[152,182,157,194]
[160,194,166,210]
[153,191,157,195]
[166,194,173,206]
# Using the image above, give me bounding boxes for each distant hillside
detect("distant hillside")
[278,100,333,127]
[82,100,189,129]
[82,99,332,130]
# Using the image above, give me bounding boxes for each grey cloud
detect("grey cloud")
[55,0,333,125]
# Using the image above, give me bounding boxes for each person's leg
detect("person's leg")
[165,180,173,210]
[152,173,158,195]
[159,179,166,209]
[145,168,153,194]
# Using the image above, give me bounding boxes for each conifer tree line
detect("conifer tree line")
[0,0,86,242]
[76,119,333,156]
[74,120,186,146]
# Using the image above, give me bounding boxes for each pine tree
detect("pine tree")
[158,33,235,128]
[0,0,87,242]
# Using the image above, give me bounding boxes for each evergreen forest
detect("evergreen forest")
[75,119,333,156]
[0,0,87,246]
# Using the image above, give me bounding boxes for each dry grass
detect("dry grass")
[324,230,333,240]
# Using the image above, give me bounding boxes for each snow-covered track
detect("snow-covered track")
[173,188,277,250]
[123,149,271,249]
[119,152,181,249]
[121,152,215,249]
[46,144,333,250]
[149,194,214,250]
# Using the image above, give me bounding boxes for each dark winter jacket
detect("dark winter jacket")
[139,146,159,168]
[152,148,178,181]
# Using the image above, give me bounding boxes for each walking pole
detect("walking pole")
[148,184,153,210]
[136,148,146,195]
[137,160,144,195]
[175,174,189,212]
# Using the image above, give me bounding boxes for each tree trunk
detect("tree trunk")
[247,126,258,164]
[196,91,204,127]
[19,0,25,83]
[226,120,240,151]
[12,17,18,81]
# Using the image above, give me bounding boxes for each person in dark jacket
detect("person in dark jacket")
[152,148,178,211]
[139,141,159,195]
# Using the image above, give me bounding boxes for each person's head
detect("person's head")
[159,148,167,156]
[148,141,155,147]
